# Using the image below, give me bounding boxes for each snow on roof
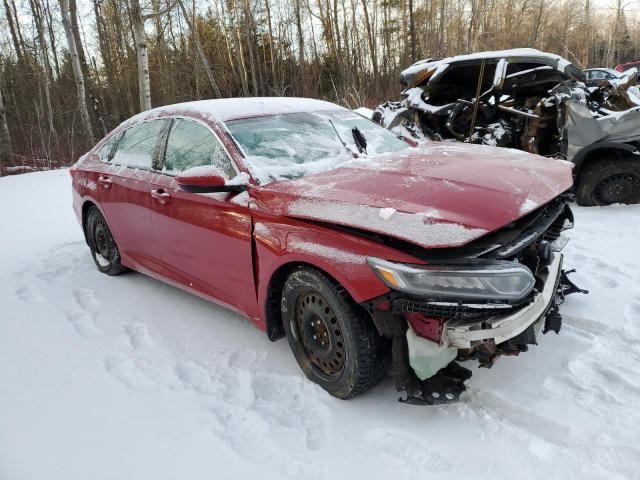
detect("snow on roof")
[401,48,573,79]
[121,97,345,128]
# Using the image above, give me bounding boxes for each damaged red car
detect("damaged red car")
[71,97,584,405]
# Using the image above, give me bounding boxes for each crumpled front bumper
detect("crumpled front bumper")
[443,254,563,349]
[364,252,584,405]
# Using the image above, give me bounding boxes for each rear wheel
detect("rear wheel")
[576,156,640,206]
[281,267,389,399]
[85,206,126,275]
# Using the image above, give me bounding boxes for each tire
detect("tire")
[281,267,389,399]
[85,206,126,276]
[576,156,640,206]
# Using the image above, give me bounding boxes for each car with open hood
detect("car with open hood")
[70,97,584,404]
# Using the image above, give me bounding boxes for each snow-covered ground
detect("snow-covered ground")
[1,170,639,480]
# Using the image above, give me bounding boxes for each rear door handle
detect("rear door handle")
[98,176,112,188]
[151,189,171,204]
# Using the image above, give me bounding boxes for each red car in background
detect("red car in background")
[71,97,582,405]
[615,60,640,73]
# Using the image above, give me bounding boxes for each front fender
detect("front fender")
[253,212,424,329]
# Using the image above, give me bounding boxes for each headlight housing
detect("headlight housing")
[367,257,536,302]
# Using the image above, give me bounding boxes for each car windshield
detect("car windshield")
[225,110,410,183]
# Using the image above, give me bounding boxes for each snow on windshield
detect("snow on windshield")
[225,110,410,184]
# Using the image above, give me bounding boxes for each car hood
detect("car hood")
[249,143,574,249]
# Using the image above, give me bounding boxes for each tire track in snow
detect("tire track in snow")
[465,387,640,479]
[64,289,102,338]
[365,430,452,475]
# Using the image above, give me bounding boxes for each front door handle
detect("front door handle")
[151,189,171,204]
[98,176,112,188]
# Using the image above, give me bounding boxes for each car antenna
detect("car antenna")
[328,119,348,149]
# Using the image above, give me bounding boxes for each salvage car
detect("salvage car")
[375,48,640,206]
[71,97,584,405]
[583,68,624,87]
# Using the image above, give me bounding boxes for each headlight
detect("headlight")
[367,257,536,301]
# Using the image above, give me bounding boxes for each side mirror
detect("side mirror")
[176,167,247,193]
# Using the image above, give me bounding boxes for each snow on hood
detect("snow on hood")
[250,143,574,249]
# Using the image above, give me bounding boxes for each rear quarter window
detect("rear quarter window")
[97,134,121,163]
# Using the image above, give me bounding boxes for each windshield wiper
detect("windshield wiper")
[352,127,367,154]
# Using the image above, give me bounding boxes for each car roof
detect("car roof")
[400,48,582,88]
[124,97,345,125]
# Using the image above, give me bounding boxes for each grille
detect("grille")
[395,298,528,322]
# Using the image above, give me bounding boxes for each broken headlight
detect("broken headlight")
[367,257,535,301]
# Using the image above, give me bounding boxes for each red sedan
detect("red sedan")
[71,97,581,404]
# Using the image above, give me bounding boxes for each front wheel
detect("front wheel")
[281,267,389,399]
[85,206,126,276]
[576,156,640,206]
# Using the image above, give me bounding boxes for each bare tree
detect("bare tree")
[29,0,57,136]
[177,0,221,97]
[0,64,12,170]
[60,0,94,145]
[3,0,24,64]
[130,0,175,111]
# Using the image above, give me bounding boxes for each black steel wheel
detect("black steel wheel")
[576,155,640,206]
[295,291,345,378]
[281,267,389,399]
[85,206,126,275]
[594,173,639,205]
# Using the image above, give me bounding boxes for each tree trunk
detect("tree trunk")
[131,0,152,111]
[408,0,416,62]
[60,0,94,145]
[264,0,277,89]
[3,0,24,63]
[294,0,305,71]
[44,0,61,79]
[0,67,12,171]
[360,0,379,83]
[29,0,57,136]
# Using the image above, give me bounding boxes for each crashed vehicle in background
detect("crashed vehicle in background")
[374,48,640,206]
[71,97,585,406]
[615,60,640,73]
[583,68,625,87]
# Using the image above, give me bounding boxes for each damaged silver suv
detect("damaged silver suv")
[375,48,640,206]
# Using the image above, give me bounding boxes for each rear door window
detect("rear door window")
[112,120,166,169]
[162,118,237,179]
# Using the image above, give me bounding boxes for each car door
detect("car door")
[98,119,168,274]
[148,117,257,317]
